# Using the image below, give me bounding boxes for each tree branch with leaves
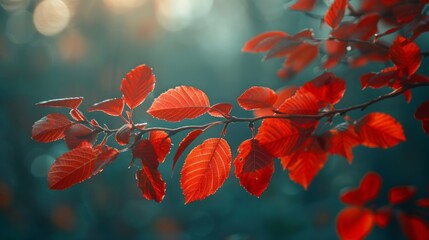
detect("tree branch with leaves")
[32,0,429,239]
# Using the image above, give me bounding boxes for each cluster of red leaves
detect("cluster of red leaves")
[32,64,409,204]
[31,0,429,208]
[337,172,429,240]
[239,72,406,192]
[246,0,429,79]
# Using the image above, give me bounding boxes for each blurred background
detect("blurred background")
[0,0,428,239]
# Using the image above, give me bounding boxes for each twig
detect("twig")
[98,82,429,148]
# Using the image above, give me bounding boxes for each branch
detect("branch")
[99,82,429,150]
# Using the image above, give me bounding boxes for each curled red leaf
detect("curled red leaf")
[36,97,83,109]
[324,0,348,29]
[173,129,204,170]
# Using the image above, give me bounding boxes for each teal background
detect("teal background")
[0,0,428,239]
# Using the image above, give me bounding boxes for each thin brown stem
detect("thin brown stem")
[102,82,429,151]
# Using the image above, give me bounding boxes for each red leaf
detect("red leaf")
[180,138,232,204]
[416,198,429,208]
[392,3,423,24]
[120,64,156,110]
[399,213,429,240]
[340,172,382,205]
[336,207,374,240]
[136,167,165,203]
[242,31,287,53]
[324,123,360,163]
[115,123,133,146]
[87,98,125,116]
[360,67,399,89]
[253,86,298,117]
[147,86,210,122]
[32,113,73,143]
[256,119,301,157]
[374,206,392,228]
[324,0,348,29]
[415,101,429,120]
[64,124,97,149]
[352,13,379,40]
[36,97,83,109]
[134,140,166,202]
[389,36,421,76]
[93,145,119,175]
[234,139,275,197]
[359,172,382,202]
[48,146,106,189]
[289,0,317,11]
[69,109,85,121]
[281,137,328,189]
[298,72,346,106]
[149,130,171,163]
[265,29,314,60]
[277,92,320,128]
[237,86,277,110]
[355,112,405,148]
[389,186,416,204]
[280,42,319,77]
[173,129,204,170]
[208,103,232,118]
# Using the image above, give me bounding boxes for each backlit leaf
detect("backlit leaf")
[289,0,316,11]
[120,64,156,110]
[36,97,83,109]
[298,72,346,106]
[48,147,101,189]
[256,119,301,157]
[253,86,298,117]
[180,138,232,204]
[242,31,287,53]
[324,0,348,29]
[389,36,421,76]
[340,172,382,205]
[389,186,416,205]
[134,140,166,202]
[374,206,392,228]
[147,86,210,122]
[88,98,125,116]
[399,213,429,240]
[355,112,405,148]
[208,103,232,118]
[64,124,97,149]
[324,123,360,163]
[115,123,133,146]
[336,207,374,240]
[234,139,275,197]
[32,113,73,143]
[281,137,328,189]
[173,129,204,170]
[237,86,277,110]
[149,130,171,163]
[415,101,429,120]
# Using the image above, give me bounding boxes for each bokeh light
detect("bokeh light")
[156,0,213,31]
[33,0,70,36]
